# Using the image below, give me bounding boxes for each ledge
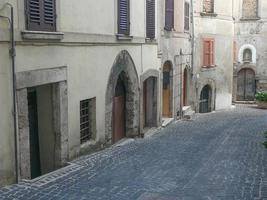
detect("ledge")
[201,65,217,71]
[200,12,218,17]
[21,30,64,41]
[240,17,261,21]
[116,34,133,41]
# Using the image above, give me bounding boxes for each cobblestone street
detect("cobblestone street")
[1,105,267,200]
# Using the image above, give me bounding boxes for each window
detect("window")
[184,2,190,31]
[146,0,156,39]
[203,38,215,66]
[203,0,214,13]
[80,98,96,144]
[243,48,252,63]
[242,0,258,19]
[25,0,56,32]
[165,0,174,31]
[118,0,130,35]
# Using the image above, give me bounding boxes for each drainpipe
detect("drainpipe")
[0,3,18,183]
[179,50,183,120]
[190,0,196,110]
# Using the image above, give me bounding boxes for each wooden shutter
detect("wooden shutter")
[184,2,190,31]
[203,39,214,66]
[165,0,174,31]
[26,0,56,32]
[146,0,155,39]
[118,0,130,35]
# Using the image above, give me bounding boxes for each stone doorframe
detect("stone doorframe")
[16,66,68,180]
[105,50,140,143]
[140,69,160,134]
[196,79,216,113]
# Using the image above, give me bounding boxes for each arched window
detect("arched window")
[243,48,252,63]
[242,0,258,19]
[203,0,214,13]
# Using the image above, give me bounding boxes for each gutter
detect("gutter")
[0,3,18,184]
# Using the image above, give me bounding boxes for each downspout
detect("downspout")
[190,0,196,110]
[0,3,18,183]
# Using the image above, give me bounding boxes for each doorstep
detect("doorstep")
[162,118,174,127]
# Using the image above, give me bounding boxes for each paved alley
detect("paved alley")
[1,105,267,200]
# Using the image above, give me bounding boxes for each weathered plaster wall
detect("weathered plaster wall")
[0,0,160,186]
[193,0,234,111]
[234,0,267,95]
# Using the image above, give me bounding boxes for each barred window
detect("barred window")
[242,0,258,19]
[203,0,214,13]
[80,98,96,144]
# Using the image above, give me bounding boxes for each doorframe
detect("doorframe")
[16,66,68,180]
[162,61,173,118]
[140,69,160,135]
[196,79,216,113]
[105,50,140,144]
[233,65,256,102]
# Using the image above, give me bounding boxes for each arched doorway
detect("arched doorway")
[183,68,188,106]
[143,77,157,128]
[105,50,140,144]
[162,61,173,117]
[199,85,212,113]
[113,75,126,143]
[237,68,255,101]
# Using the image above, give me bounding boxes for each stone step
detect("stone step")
[162,118,174,127]
[182,106,195,120]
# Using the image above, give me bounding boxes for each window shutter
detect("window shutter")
[146,0,155,39]
[204,40,210,66]
[210,40,214,65]
[165,0,174,31]
[203,39,214,66]
[26,0,56,32]
[184,2,190,31]
[118,0,130,35]
[43,0,56,31]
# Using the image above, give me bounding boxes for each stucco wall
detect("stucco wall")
[0,0,160,186]
[193,0,234,111]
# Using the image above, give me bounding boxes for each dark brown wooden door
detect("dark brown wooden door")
[163,70,171,117]
[183,69,188,106]
[199,85,211,113]
[28,90,41,179]
[112,76,126,143]
[237,68,256,101]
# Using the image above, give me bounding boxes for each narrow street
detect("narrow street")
[1,105,267,200]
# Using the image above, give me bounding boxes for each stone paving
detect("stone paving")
[1,105,267,200]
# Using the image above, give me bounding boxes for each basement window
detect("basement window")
[80,98,96,144]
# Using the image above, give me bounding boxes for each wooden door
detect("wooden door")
[183,69,188,106]
[27,90,41,179]
[144,77,157,128]
[112,77,126,143]
[237,68,255,101]
[199,85,211,113]
[163,69,171,117]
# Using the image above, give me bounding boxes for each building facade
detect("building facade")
[0,0,160,186]
[233,0,267,102]
[192,0,234,113]
[158,0,193,120]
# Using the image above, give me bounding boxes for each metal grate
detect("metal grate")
[80,98,96,144]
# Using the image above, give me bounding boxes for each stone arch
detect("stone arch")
[197,79,216,113]
[140,69,160,134]
[105,50,140,143]
[238,44,256,64]
[199,84,212,113]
